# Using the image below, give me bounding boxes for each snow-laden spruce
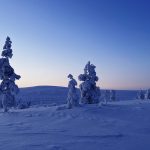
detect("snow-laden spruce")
[137,90,145,100]
[78,61,100,104]
[145,89,150,99]
[67,74,79,108]
[104,90,110,104]
[110,90,116,101]
[0,37,21,112]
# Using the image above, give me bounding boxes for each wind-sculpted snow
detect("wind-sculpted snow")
[0,100,150,150]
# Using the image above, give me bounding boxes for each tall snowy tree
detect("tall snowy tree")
[0,37,21,112]
[66,74,79,109]
[78,61,100,104]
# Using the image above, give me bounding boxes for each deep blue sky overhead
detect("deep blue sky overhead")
[0,0,150,90]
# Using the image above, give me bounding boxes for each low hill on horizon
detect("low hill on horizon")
[17,86,138,105]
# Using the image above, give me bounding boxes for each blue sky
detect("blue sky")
[0,0,150,90]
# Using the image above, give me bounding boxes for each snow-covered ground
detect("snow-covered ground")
[0,99,150,150]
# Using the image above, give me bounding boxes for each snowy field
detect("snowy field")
[1,92,150,150]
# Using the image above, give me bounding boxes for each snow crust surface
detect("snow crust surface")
[0,99,150,150]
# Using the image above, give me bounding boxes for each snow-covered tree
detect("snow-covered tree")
[110,90,116,101]
[66,74,79,109]
[145,89,150,100]
[137,90,145,100]
[0,37,21,112]
[104,90,110,104]
[78,61,100,104]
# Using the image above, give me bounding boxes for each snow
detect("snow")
[1,98,150,150]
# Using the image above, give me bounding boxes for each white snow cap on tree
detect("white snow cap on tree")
[2,36,13,58]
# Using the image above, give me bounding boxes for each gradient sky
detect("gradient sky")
[0,0,150,90]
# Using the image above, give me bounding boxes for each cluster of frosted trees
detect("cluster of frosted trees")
[0,37,117,111]
[0,37,21,112]
[137,89,150,100]
[67,61,116,108]
[67,61,100,108]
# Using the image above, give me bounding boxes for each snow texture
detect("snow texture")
[1,99,150,150]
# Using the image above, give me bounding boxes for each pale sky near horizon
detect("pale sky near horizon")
[0,0,150,90]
